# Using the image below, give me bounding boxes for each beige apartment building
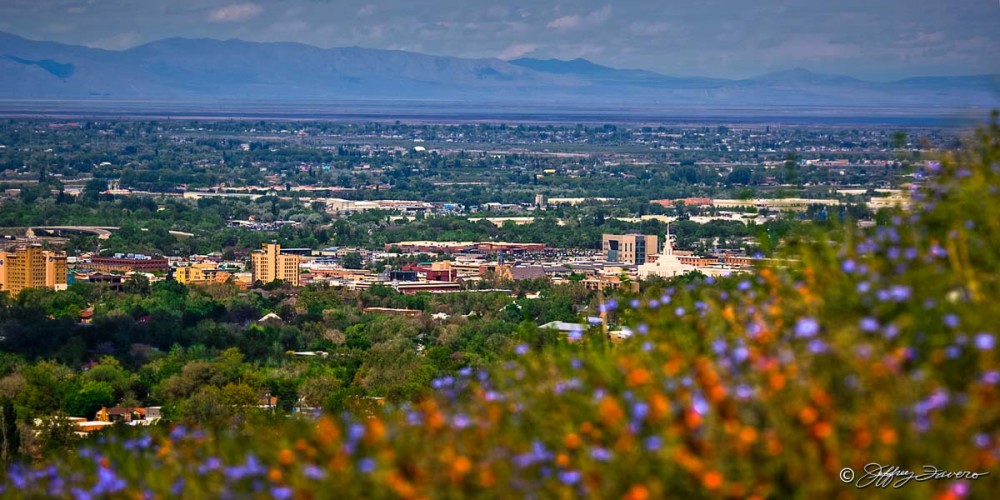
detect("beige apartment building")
[602,234,660,266]
[250,243,301,286]
[175,262,241,287]
[0,244,68,296]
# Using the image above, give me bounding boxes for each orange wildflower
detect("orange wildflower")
[452,456,472,476]
[478,467,496,488]
[627,368,652,387]
[673,448,703,474]
[813,421,833,439]
[315,417,340,447]
[556,453,570,467]
[880,427,898,445]
[268,468,283,483]
[810,387,832,408]
[487,404,504,423]
[564,432,581,449]
[388,471,417,499]
[662,358,682,377]
[426,411,446,431]
[766,435,783,456]
[769,373,786,391]
[278,449,295,466]
[366,417,387,443]
[722,305,736,323]
[614,434,636,452]
[598,397,625,427]
[854,429,872,449]
[799,406,818,425]
[649,393,670,421]
[684,408,703,429]
[703,471,724,490]
[623,484,650,500]
[739,426,758,444]
[328,454,348,472]
[708,384,727,402]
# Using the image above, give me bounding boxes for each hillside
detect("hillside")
[1,31,997,109]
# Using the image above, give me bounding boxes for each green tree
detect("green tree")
[66,382,115,419]
[342,252,364,270]
[0,398,19,466]
[34,414,79,455]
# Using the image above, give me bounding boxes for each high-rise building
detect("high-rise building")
[602,234,660,266]
[0,244,68,296]
[250,243,301,286]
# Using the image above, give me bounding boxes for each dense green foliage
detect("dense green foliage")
[0,278,596,430]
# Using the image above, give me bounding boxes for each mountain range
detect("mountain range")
[1,31,997,112]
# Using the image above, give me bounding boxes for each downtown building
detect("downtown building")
[250,243,301,286]
[89,253,170,273]
[0,244,68,296]
[602,234,660,266]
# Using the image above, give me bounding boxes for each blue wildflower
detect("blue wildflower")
[304,465,326,480]
[631,402,649,422]
[859,317,879,333]
[558,470,581,485]
[794,317,820,338]
[692,394,709,415]
[974,333,995,351]
[590,447,612,462]
[943,314,960,329]
[358,458,376,474]
[733,346,749,363]
[644,436,662,451]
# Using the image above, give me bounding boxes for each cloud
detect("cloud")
[547,14,580,30]
[629,21,672,36]
[547,5,612,31]
[496,43,537,60]
[356,5,375,18]
[208,3,261,23]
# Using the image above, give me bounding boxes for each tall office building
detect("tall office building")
[602,234,660,266]
[0,244,68,296]
[250,243,301,286]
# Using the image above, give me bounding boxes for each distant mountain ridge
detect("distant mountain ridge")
[0,31,997,110]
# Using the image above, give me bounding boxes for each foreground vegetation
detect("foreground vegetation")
[0,117,998,497]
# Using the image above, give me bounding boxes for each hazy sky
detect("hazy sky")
[1,0,998,80]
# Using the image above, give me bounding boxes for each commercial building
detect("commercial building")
[250,243,302,286]
[402,261,458,282]
[0,244,68,295]
[175,262,240,287]
[602,234,660,266]
[90,254,169,273]
[388,241,545,255]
